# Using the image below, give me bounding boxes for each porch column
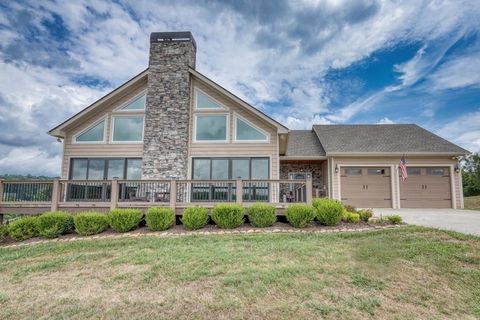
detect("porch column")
[0,179,3,224]
[306,176,313,205]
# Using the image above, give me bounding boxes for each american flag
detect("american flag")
[399,156,408,182]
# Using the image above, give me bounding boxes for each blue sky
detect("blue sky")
[0,0,479,176]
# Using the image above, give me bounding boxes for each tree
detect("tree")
[461,153,480,197]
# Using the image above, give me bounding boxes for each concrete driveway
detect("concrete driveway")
[375,208,480,236]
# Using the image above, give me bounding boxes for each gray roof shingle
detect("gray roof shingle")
[312,124,469,154]
[285,130,326,157]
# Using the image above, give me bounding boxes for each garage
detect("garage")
[340,167,392,208]
[400,167,452,208]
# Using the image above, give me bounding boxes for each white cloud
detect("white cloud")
[428,54,480,90]
[435,109,480,153]
[377,117,395,124]
[0,146,62,176]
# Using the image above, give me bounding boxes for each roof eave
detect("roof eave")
[326,151,469,157]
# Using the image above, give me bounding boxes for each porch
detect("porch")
[0,178,314,222]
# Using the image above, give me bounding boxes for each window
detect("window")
[195,90,224,110]
[407,167,421,175]
[368,168,385,175]
[120,93,146,110]
[345,168,362,176]
[70,158,142,180]
[195,115,227,141]
[427,167,447,176]
[112,116,144,142]
[74,120,105,143]
[192,157,269,180]
[235,116,268,141]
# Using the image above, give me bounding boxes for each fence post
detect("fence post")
[170,180,177,211]
[51,179,60,211]
[306,176,313,205]
[236,179,243,204]
[0,179,3,224]
[110,179,118,210]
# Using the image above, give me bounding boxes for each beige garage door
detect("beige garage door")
[340,167,392,208]
[400,167,452,208]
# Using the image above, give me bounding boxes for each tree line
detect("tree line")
[462,153,480,197]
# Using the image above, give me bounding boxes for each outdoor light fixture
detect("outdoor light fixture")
[455,166,460,173]
[335,165,339,173]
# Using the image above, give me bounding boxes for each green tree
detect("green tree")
[461,153,480,197]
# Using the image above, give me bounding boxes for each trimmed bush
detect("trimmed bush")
[344,205,357,213]
[36,211,74,238]
[109,209,143,232]
[146,207,175,231]
[313,198,343,226]
[285,204,315,228]
[74,212,110,236]
[211,203,244,229]
[387,215,402,224]
[8,216,39,241]
[346,212,360,223]
[181,207,209,230]
[358,209,373,222]
[248,203,277,227]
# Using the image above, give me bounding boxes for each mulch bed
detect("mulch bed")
[0,221,400,248]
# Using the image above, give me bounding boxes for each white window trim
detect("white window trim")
[73,117,107,144]
[194,87,228,111]
[193,113,229,143]
[233,113,270,143]
[113,90,147,113]
[110,114,145,144]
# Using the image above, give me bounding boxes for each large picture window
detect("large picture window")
[112,116,144,142]
[234,115,268,142]
[69,158,142,180]
[191,157,270,202]
[194,115,228,142]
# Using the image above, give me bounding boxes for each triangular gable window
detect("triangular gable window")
[75,120,105,142]
[196,90,225,109]
[121,94,146,110]
[235,117,268,141]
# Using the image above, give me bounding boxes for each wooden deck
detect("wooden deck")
[0,178,312,222]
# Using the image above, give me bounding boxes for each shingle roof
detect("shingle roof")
[312,124,469,154]
[285,130,326,157]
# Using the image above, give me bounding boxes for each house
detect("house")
[47,32,468,209]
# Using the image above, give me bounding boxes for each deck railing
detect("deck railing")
[0,178,313,220]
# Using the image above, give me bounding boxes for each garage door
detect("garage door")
[400,167,451,208]
[340,167,392,208]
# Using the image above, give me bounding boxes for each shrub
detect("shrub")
[344,205,357,213]
[146,207,175,231]
[248,203,277,228]
[211,203,244,229]
[8,216,39,241]
[346,212,360,223]
[109,209,143,232]
[313,198,343,226]
[387,215,402,224]
[181,207,209,230]
[0,224,8,241]
[36,211,74,238]
[285,204,315,228]
[358,209,374,222]
[74,212,109,236]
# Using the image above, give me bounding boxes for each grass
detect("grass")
[0,226,479,319]
[465,195,480,211]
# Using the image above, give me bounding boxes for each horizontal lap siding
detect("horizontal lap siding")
[61,79,147,178]
[331,156,462,208]
[189,78,279,179]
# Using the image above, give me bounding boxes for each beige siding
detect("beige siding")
[188,77,280,179]
[331,156,462,208]
[61,78,147,178]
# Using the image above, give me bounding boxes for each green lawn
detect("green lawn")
[0,226,479,319]
[465,195,480,211]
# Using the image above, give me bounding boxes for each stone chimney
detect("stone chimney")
[142,32,196,179]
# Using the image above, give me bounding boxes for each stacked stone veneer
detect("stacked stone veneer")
[142,35,196,179]
[280,161,324,191]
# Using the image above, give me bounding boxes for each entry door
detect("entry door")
[400,167,451,208]
[340,167,392,208]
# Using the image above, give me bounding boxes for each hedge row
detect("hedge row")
[1,199,401,242]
